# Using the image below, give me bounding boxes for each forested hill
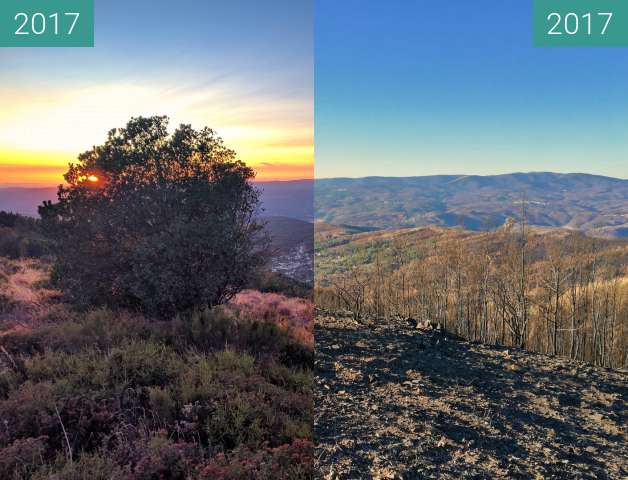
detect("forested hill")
[315,172,628,237]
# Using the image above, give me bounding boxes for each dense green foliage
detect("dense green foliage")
[39,116,269,316]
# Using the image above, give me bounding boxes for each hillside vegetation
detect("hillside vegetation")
[0,257,313,479]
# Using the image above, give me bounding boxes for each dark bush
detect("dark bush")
[40,116,270,316]
[0,382,57,445]
[254,271,313,299]
[0,211,20,228]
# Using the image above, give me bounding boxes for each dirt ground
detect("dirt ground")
[315,313,627,479]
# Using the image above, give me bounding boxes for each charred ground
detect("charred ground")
[315,312,627,479]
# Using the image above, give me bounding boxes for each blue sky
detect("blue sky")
[316,0,628,178]
[0,0,313,184]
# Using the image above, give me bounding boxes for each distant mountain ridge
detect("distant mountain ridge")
[0,179,314,222]
[315,172,628,237]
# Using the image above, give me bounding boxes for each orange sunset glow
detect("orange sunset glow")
[1,40,312,187]
[0,83,313,185]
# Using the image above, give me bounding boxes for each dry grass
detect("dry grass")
[0,258,63,331]
[227,290,314,347]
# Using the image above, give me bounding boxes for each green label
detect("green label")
[0,0,93,47]
[534,0,628,47]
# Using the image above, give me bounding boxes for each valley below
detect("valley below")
[316,173,628,238]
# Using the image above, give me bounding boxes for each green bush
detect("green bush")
[25,349,108,395]
[263,364,312,393]
[107,341,183,388]
[206,394,268,449]
[198,440,313,480]
[147,387,177,425]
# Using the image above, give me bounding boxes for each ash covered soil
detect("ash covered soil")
[315,313,627,479]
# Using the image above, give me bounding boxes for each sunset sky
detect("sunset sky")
[0,0,312,186]
[316,1,628,179]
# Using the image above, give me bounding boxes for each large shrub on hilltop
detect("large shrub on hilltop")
[39,116,268,316]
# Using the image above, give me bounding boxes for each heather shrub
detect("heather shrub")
[0,382,56,445]
[41,309,152,353]
[166,308,313,369]
[55,396,119,453]
[0,308,148,356]
[0,229,20,259]
[281,418,312,440]
[0,212,20,228]
[0,213,49,259]
[167,308,241,351]
[113,435,198,480]
[0,331,43,357]
[0,292,14,313]
[198,440,314,480]
[177,357,217,404]
[0,436,49,479]
[203,376,312,449]
[211,349,256,376]
[173,349,311,449]
[227,290,314,347]
[205,395,268,449]
[0,375,11,399]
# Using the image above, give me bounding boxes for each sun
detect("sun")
[87,175,99,182]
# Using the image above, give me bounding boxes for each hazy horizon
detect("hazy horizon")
[3,170,627,188]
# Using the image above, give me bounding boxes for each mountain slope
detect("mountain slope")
[315,313,628,479]
[257,179,314,222]
[0,179,315,221]
[315,173,628,237]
